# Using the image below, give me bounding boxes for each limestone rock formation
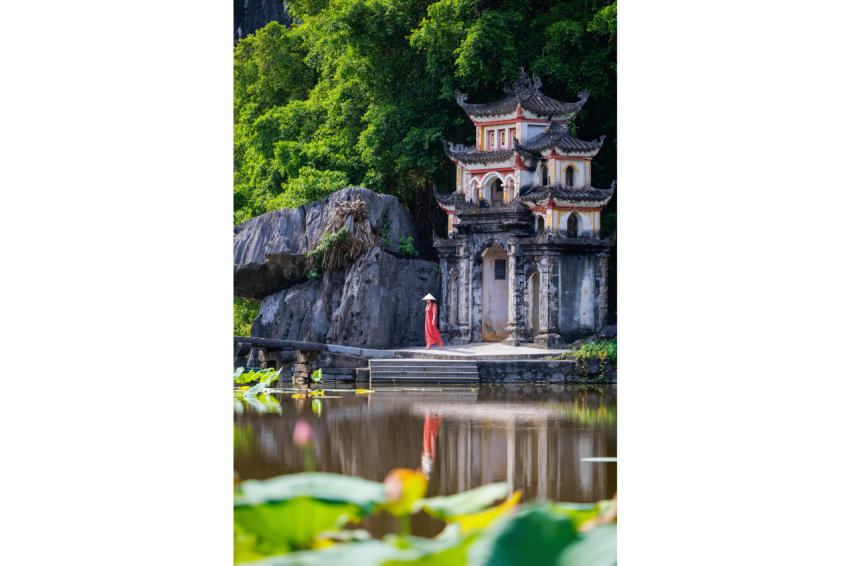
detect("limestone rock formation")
[234,187,420,301]
[251,247,440,349]
[234,0,294,45]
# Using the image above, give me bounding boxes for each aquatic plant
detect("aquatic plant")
[233,471,616,565]
[234,367,283,386]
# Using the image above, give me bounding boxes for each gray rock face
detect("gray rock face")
[234,0,294,45]
[251,246,440,349]
[597,325,617,339]
[234,187,421,301]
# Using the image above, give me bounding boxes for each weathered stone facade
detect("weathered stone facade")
[433,208,614,344]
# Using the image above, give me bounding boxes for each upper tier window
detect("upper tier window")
[566,166,575,187]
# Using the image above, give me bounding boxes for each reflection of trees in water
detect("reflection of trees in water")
[234,423,256,459]
[233,385,616,537]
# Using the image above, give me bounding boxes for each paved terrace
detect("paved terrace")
[233,337,560,360]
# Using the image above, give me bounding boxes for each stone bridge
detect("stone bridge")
[233,336,395,383]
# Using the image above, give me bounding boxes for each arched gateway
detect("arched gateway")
[433,68,616,345]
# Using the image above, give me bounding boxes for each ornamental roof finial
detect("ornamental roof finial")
[504,67,543,99]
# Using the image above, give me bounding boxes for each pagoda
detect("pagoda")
[433,68,616,346]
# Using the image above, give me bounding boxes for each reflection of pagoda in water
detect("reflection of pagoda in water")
[233,385,617,516]
[434,68,616,345]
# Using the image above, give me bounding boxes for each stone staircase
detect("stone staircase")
[369,359,479,383]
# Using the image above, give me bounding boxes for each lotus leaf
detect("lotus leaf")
[235,473,387,512]
[382,531,479,566]
[457,491,522,533]
[234,497,362,559]
[244,368,283,397]
[551,502,607,531]
[416,482,510,521]
[465,504,578,566]
[236,539,402,566]
[556,524,617,566]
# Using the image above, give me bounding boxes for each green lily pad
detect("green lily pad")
[466,503,578,566]
[416,482,510,521]
[235,472,387,512]
[557,524,617,566]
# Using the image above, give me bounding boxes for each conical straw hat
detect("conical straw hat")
[422,293,436,301]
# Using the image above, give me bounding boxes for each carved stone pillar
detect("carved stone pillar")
[595,251,610,332]
[539,256,550,334]
[502,238,525,346]
[457,242,471,342]
[439,255,448,331]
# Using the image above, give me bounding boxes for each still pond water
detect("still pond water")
[234,383,616,537]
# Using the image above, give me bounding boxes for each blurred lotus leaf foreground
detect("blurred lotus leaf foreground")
[234,470,616,565]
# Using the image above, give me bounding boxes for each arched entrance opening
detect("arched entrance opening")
[566,212,579,238]
[536,215,545,236]
[565,165,575,187]
[540,163,549,185]
[492,179,504,203]
[481,244,509,341]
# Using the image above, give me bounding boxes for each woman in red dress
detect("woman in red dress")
[422,293,443,350]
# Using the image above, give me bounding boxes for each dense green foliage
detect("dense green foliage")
[234,298,261,337]
[234,472,616,565]
[234,0,617,235]
[234,0,618,333]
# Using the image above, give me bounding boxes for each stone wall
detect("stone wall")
[477,360,616,384]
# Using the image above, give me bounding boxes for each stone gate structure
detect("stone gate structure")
[434,68,616,346]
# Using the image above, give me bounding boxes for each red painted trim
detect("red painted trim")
[469,166,516,175]
[541,154,593,160]
[527,205,605,212]
[473,117,566,127]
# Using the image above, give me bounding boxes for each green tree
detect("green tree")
[234,298,260,337]
[234,0,617,233]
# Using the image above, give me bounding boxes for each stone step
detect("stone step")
[369,365,478,371]
[369,358,479,383]
[370,375,478,382]
[370,371,479,377]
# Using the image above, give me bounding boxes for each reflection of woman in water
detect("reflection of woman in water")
[421,413,442,478]
[422,293,443,350]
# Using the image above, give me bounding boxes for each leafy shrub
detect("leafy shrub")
[397,236,418,256]
[234,298,260,337]
[377,218,392,248]
[306,226,350,278]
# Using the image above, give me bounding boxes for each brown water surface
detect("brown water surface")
[233,383,616,537]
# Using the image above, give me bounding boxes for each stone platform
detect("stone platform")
[393,342,562,360]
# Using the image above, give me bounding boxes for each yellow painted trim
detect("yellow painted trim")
[562,163,579,187]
